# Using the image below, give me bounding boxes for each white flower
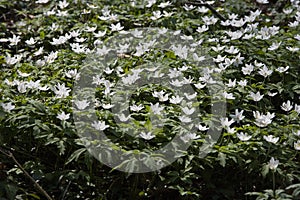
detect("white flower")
[75,100,90,110]
[118,113,131,122]
[182,76,193,84]
[75,37,86,43]
[199,73,215,84]
[183,4,196,11]
[230,109,245,123]
[197,6,209,13]
[294,104,300,114]
[293,130,300,137]
[211,44,225,52]
[50,36,68,45]
[225,30,243,40]
[163,10,173,17]
[181,133,200,143]
[283,8,293,14]
[101,103,113,109]
[39,85,49,91]
[58,0,69,9]
[268,42,281,51]
[151,10,162,20]
[193,53,206,62]
[276,66,289,73]
[152,91,169,102]
[222,92,235,100]
[96,45,110,56]
[70,43,88,54]
[94,30,106,38]
[146,0,157,7]
[52,83,71,98]
[281,100,293,112]
[263,135,279,144]
[258,65,273,77]
[170,95,183,104]
[179,115,192,123]
[182,106,195,115]
[69,30,81,38]
[17,70,31,77]
[110,23,124,32]
[57,111,70,121]
[65,69,80,80]
[1,102,15,112]
[232,18,246,27]
[34,47,44,56]
[150,103,164,115]
[194,82,206,89]
[238,79,247,87]
[184,92,197,100]
[220,117,235,128]
[226,79,236,87]
[8,34,21,46]
[201,15,218,25]
[198,124,209,131]
[0,38,8,42]
[267,91,277,97]
[25,37,36,46]
[168,68,182,78]
[243,33,255,40]
[140,132,155,140]
[130,104,144,112]
[242,63,254,75]
[157,1,172,8]
[269,157,279,170]
[294,140,300,150]
[237,132,252,141]
[122,73,140,85]
[17,82,27,93]
[196,25,209,33]
[85,26,97,32]
[253,111,275,127]
[213,55,226,63]
[172,44,188,59]
[225,46,239,54]
[288,21,299,28]
[36,0,49,3]
[27,80,41,89]
[6,54,22,65]
[256,0,269,4]
[44,51,58,64]
[170,79,183,87]
[286,46,299,52]
[249,91,264,102]
[91,121,109,131]
[295,34,300,41]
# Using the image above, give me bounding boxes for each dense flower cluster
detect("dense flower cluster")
[0,0,300,199]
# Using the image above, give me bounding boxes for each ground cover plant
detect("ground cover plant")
[0,0,300,199]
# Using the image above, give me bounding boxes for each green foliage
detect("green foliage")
[1,0,300,199]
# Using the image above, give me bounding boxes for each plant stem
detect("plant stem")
[272,170,276,197]
[0,147,54,200]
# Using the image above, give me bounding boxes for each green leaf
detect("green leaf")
[27,193,41,199]
[39,31,45,40]
[66,148,87,164]
[218,152,226,167]
[261,164,269,178]
[5,184,18,200]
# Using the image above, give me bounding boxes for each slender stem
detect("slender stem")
[0,148,54,200]
[266,144,271,157]
[272,170,276,197]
